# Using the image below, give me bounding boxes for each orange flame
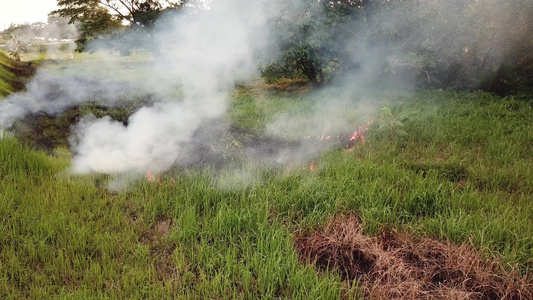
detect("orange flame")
[146,171,176,188]
[346,120,374,150]
[147,171,155,182]
[304,120,374,149]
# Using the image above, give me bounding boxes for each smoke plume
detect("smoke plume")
[0,0,276,177]
[0,0,529,185]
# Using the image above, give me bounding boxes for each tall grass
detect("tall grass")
[1,87,532,298]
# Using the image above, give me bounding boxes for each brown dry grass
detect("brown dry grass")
[295,213,533,300]
[139,219,177,281]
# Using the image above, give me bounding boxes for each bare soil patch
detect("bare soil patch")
[295,213,533,299]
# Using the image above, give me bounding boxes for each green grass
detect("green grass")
[0,50,35,97]
[1,86,533,298]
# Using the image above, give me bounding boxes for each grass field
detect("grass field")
[1,54,533,298]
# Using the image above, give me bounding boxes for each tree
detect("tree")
[1,24,33,61]
[7,34,25,61]
[264,0,362,86]
[51,0,185,53]
[473,0,533,94]
[362,0,533,91]
[53,0,182,27]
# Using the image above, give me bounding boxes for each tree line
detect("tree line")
[260,0,533,94]
[7,0,533,94]
[0,17,78,61]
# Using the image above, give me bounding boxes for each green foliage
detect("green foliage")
[52,0,185,53]
[376,105,419,139]
[265,0,362,86]
[405,160,468,183]
[372,0,533,91]
[263,0,533,93]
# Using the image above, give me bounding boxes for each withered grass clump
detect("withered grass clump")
[295,213,533,299]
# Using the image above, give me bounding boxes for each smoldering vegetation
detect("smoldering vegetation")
[0,0,380,181]
[0,71,150,128]
[1,0,279,176]
[296,213,533,299]
[0,0,532,179]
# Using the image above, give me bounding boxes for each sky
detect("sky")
[0,0,59,30]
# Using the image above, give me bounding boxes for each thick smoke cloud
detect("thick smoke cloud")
[71,0,274,174]
[0,0,276,177]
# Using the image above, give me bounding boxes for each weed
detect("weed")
[376,105,420,140]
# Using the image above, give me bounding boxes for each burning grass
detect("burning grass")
[295,213,533,299]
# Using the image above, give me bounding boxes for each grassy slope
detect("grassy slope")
[1,86,532,298]
[0,50,35,97]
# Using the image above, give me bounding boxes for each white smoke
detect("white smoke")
[70,0,274,174]
[0,72,135,128]
[0,0,276,177]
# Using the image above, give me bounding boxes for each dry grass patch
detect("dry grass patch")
[295,213,533,299]
[139,219,177,281]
